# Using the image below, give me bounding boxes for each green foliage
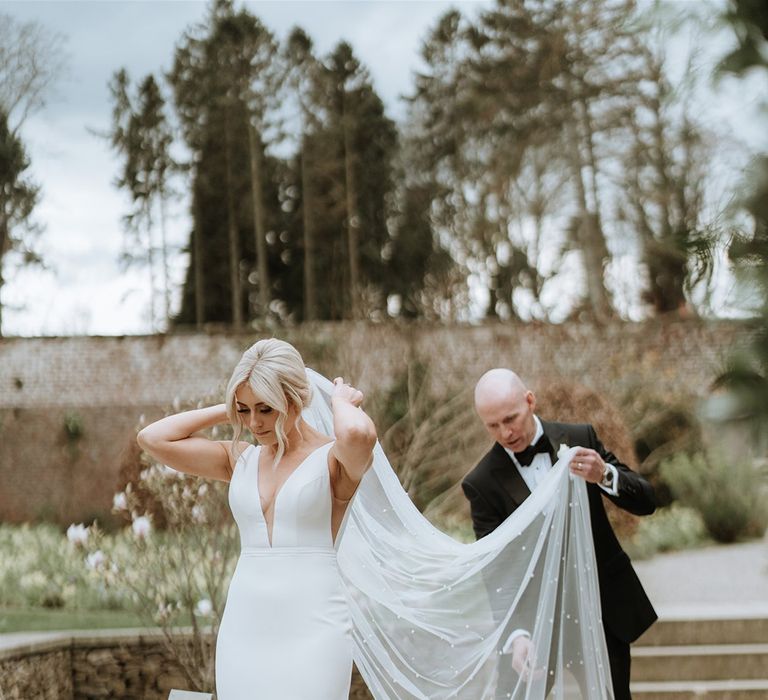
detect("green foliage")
[714,2,768,428]
[0,109,42,336]
[0,606,148,634]
[63,411,84,442]
[660,451,768,543]
[623,503,708,560]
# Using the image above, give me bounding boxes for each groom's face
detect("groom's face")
[476,389,537,452]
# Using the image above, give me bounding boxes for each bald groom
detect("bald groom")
[462,369,657,700]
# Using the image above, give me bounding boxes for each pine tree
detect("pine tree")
[0,109,40,337]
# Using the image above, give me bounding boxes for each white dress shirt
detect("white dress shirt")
[503,416,619,497]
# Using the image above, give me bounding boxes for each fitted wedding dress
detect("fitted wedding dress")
[215,441,353,700]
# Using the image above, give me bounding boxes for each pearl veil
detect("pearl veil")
[303,368,613,700]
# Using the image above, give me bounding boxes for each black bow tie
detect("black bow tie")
[513,435,554,467]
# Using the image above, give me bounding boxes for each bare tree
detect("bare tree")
[0,13,66,336]
[0,13,67,134]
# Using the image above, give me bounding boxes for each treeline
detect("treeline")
[108,0,727,329]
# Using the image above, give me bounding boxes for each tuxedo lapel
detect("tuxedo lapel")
[488,442,530,509]
[541,421,570,460]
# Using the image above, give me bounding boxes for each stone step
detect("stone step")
[637,611,768,647]
[632,643,768,682]
[631,679,768,700]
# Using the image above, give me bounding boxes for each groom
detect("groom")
[461,369,657,700]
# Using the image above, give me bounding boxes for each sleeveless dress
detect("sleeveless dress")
[215,441,353,700]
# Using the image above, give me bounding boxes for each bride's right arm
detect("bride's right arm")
[136,404,245,482]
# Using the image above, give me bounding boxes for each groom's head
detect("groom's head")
[474,369,537,452]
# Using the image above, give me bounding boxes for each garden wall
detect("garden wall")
[0,629,372,699]
[0,630,197,700]
[0,320,752,525]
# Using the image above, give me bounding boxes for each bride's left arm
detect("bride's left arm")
[329,377,377,489]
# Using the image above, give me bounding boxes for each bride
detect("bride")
[137,338,614,699]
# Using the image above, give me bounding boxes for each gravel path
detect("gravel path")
[634,537,768,616]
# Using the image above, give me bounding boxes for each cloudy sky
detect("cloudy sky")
[1,0,764,336]
[2,0,493,336]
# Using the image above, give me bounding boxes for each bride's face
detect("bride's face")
[235,383,299,446]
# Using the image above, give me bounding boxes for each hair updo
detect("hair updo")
[225,338,312,468]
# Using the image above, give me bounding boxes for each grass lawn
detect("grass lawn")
[0,606,150,634]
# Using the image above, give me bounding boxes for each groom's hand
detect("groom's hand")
[511,636,546,682]
[510,636,533,679]
[569,448,606,484]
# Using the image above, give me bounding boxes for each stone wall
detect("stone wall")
[0,640,72,700]
[0,321,753,524]
[0,629,372,699]
[0,630,201,700]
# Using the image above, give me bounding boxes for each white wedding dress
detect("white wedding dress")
[215,441,353,700]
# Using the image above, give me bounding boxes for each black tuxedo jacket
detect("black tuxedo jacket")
[461,420,657,644]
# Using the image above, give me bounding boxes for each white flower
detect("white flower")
[557,443,571,460]
[159,464,176,477]
[66,523,89,546]
[197,483,208,497]
[113,492,128,511]
[131,515,152,539]
[86,550,106,570]
[195,598,213,617]
[156,602,173,620]
[20,571,47,589]
[191,505,206,523]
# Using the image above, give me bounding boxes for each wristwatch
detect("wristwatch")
[600,464,615,489]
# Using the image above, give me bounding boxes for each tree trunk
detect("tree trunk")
[300,133,317,321]
[565,118,613,322]
[0,210,7,338]
[247,121,270,318]
[341,90,361,319]
[648,91,687,314]
[144,201,157,332]
[0,262,4,339]
[158,193,171,325]
[192,180,205,329]
[579,98,604,231]
[223,109,243,330]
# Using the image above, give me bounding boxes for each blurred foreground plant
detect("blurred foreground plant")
[660,450,768,543]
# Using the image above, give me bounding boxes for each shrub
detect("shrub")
[660,451,768,543]
[623,503,708,560]
[536,381,643,540]
[71,394,241,693]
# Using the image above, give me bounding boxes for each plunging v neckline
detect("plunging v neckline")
[254,442,332,547]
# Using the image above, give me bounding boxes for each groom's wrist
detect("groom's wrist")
[598,463,618,495]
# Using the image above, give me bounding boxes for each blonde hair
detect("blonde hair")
[225,338,312,469]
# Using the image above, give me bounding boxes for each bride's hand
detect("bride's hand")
[332,377,364,407]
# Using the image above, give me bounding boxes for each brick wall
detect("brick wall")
[0,321,752,524]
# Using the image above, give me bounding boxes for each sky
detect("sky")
[0,0,765,336]
[1,0,493,336]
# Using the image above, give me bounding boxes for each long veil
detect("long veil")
[303,368,613,700]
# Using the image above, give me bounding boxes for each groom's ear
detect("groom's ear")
[525,391,536,412]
